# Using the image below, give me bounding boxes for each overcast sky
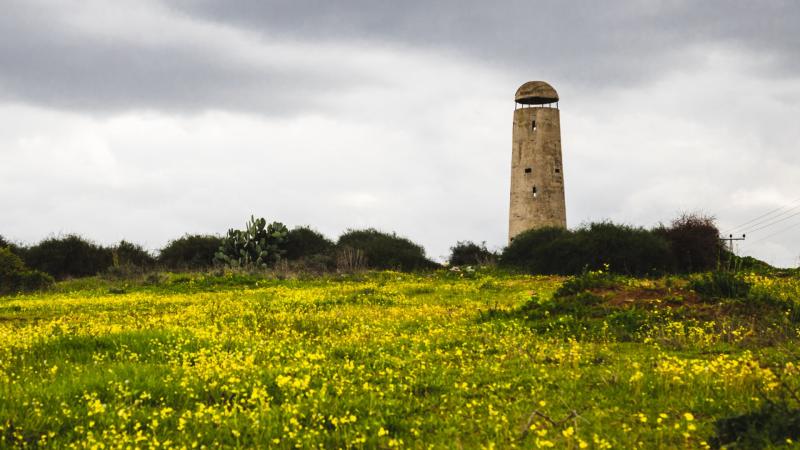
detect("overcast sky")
[1,0,799,266]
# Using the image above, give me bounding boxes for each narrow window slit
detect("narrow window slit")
[524,168,532,174]
[532,186,537,198]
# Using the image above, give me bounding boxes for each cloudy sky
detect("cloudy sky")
[1,0,799,266]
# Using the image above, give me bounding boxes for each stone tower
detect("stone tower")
[508,81,566,241]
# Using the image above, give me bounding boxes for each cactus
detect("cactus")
[215,216,288,268]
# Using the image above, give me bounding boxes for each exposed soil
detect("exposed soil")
[595,286,701,308]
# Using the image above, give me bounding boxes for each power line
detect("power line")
[742,220,800,248]
[738,204,800,233]
[746,209,800,234]
[724,196,800,234]
[739,204,800,234]
[726,196,800,231]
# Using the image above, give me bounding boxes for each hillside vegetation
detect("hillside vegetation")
[1,213,749,285]
[1,269,798,448]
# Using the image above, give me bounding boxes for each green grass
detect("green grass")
[0,269,798,448]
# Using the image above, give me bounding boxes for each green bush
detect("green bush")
[711,401,800,448]
[0,248,54,295]
[0,236,25,259]
[290,253,336,273]
[521,291,605,319]
[656,213,721,273]
[337,229,438,272]
[500,227,571,273]
[13,270,55,293]
[285,227,335,261]
[578,222,674,275]
[554,267,620,297]
[159,235,222,270]
[689,271,751,300]
[501,223,673,276]
[448,241,495,266]
[22,235,113,280]
[0,247,25,279]
[722,252,774,274]
[114,240,156,268]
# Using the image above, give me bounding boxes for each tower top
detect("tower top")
[515,81,559,105]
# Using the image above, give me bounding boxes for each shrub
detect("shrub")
[0,247,25,280]
[336,229,437,272]
[285,227,335,260]
[288,253,335,273]
[501,223,673,276]
[0,236,25,259]
[215,217,289,268]
[711,401,800,448]
[0,248,54,295]
[689,271,751,300]
[722,252,774,274]
[114,240,156,268]
[554,266,620,297]
[13,270,55,293]
[22,235,113,280]
[577,222,674,275]
[448,241,495,266]
[522,291,605,319]
[657,213,721,273]
[500,227,571,273]
[159,234,222,270]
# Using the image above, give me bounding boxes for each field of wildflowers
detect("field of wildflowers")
[0,270,798,448]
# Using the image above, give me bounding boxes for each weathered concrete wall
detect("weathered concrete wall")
[508,106,567,240]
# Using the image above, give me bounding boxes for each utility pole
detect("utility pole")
[721,234,746,253]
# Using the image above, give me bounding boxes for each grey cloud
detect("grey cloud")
[0,2,367,114]
[168,0,800,86]
[2,1,799,114]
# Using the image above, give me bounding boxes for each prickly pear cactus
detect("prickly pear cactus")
[215,216,289,268]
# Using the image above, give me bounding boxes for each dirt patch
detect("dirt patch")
[593,286,701,308]
[0,314,49,323]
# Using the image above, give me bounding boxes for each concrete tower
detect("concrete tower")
[508,81,566,241]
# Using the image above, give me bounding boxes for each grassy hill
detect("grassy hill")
[1,269,798,448]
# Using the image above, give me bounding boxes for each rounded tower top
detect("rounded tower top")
[515,81,559,105]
